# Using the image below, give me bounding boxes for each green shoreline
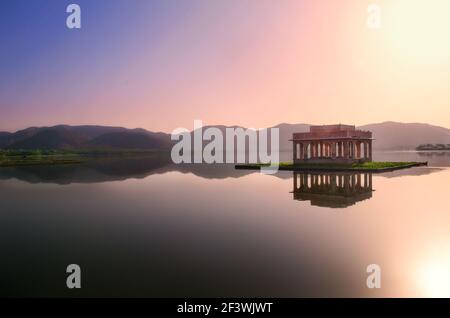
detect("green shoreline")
[0,149,166,167]
[0,150,428,172]
[235,161,428,173]
[0,158,83,167]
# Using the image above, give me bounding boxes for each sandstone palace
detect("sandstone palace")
[291,124,373,164]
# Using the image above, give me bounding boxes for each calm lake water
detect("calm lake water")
[0,151,449,297]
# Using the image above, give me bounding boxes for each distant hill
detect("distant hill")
[274,122,450,150]
[272,123,310,150]
[0,125,172,150]
[87,131,171,149]
[0,132,12,147]
[7,128,85,149]
[1,122,450,151]
[358,122,450,150]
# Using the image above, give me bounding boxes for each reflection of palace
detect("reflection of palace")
[292,172,373,208]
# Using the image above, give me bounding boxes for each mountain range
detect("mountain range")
[1,122,450,151]
[0,125,173,150]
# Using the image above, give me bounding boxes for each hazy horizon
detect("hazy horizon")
[2,120,450,135]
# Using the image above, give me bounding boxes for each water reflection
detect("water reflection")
[292,172,373,208]
[0,152,449,297]
[373,150,450,167]
[0,153,442,185]
[0,154,252,184]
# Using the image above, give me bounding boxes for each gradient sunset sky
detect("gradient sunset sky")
[1,0,449,132]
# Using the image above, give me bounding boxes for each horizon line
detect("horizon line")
[1,120,449,134]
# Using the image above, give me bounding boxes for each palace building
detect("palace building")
[291,124,373,164]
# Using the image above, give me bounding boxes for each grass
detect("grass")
[0,149,426,171]
[0,158,83,167]
[0,150,83,167]
[351,162,419,169]
[236,161,427,172]
[0,149,167,167]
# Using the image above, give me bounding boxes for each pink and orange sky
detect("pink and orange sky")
[1,0,450,132]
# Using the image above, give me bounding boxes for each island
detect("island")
[235,161,427,173]
[416,144,450,151]
[237,124,427,173]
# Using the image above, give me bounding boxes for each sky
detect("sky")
[1,0,450,132]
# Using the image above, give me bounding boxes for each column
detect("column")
[344,141,349,159]
[293,141,297,161]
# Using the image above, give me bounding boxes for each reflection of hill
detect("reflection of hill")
[417,151,450,167]
[377,167,443,178]
[170,163,252,179]
[292,172,373,208]
[0,155,444,185]
[0,155,252,184]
